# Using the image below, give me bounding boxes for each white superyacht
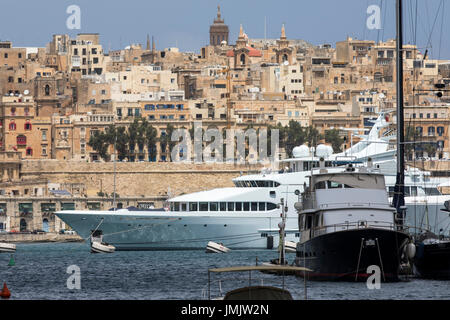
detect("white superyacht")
[56,113,450,250]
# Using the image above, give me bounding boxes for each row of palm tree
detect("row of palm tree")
[88,119,345,162]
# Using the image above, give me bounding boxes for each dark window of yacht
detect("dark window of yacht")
[189,202,198,211]
[227,202,235,211]
[210,202,218,211]
[174,202,180,211]
[256,181,265,187]
[259,202,265,211]
[411,186,418,196]
[243,202,250,211]
[274,182,280,187]
[220,202,227,211]
[404,187,411,197]
[343,184,354,188]
[199,202,208,211]
[388,187,395,197]
[315,181,326,190]
[235,202,242,211]
[181,203,187,211]
[250,181,257,187]
[267,203,277,210]
[251,202,258,211]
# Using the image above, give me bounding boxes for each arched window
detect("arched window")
[9,122,16,131]
[282,54,288,62]
[437,126,445,136]
[20,219,27,232]
[24,121,32,130]
[428,126,435,136]
[26,147,33,156]
[240,53,246,65]
[44,84,50,96]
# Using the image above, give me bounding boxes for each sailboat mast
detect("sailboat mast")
[393,0,405,220]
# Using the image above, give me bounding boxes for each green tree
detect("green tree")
[88,130,110,161]
[284,120,306,157]
[324,129,344,153]
[305,126,322,149]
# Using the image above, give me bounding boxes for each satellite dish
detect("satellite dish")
[283,60,289,66]
[379,93,385,99]
[24,90,29,95]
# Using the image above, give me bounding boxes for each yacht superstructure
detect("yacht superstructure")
[56,113,449,250]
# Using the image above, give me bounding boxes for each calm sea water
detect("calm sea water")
[0,242,448,300]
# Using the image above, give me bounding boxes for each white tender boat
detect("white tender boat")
[0,242,16,253]
[206,241,231,253]
[91,241,115,253]
[284,241,297,253]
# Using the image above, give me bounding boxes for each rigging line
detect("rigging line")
[381,0,388,42]
[438,0,444,60]
[424,0,443,58]
[413,0,418,46]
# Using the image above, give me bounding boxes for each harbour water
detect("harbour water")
[0,243,448,300]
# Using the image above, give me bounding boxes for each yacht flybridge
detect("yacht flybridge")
[56,112,449,250]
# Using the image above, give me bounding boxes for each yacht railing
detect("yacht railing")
[311,220,402,237]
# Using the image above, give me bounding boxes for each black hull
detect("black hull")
[294,228,410,282]
[414,241,450,280]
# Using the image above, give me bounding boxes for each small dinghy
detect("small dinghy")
[206,241,231,253]
[91,241,115,254]
[0,243,16,253]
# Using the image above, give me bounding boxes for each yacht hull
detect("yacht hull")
[414,241,450,279]
[56,211,298,250]
[294,228,410,282]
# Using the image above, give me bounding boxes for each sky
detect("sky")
[0,0,448,59]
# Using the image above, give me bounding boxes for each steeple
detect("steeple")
[146,34,150,51]
[152,36,155,52]
[236,24,247,48]
[209,5,229,46]
[281,24,286,40]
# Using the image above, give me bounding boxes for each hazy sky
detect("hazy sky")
[0,0,448,59]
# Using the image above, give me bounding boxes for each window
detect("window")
[210,202,218,211]
[258,202,265,211]
[266,203,277,210]
[17,135,26,145]
[26,147,33,156]
[235,202,242,211]
[243,202,250,211]
[189,202,198,211]
[220,202,227,211]
[24,122,32,130]
[227,202,235,211]
[251,202,258,211]
[199,202,208,211]
[9,122,16,131]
